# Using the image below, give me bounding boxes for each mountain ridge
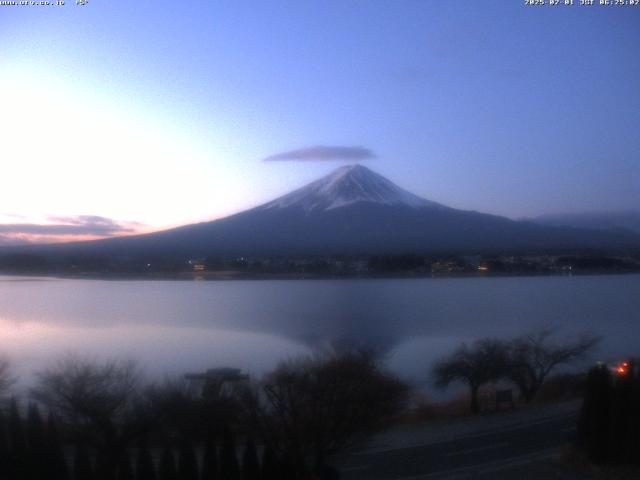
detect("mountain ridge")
[2,165,639,258]
[531,211,640,234]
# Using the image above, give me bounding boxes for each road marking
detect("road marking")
[445,442,509,457]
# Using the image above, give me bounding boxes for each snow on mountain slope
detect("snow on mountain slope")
[260,164,443,213]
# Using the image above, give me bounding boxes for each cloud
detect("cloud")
[0,215,144,245]
[263,146,376,162]
[45,215,143,233]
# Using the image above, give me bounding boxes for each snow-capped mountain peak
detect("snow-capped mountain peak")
[261,164,441,213]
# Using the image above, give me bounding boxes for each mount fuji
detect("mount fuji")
[8,165,640,258]
[259,164,441,212]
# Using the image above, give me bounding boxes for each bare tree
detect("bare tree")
[247,350,408,476]
[31,355,148,480]
[433,339,509,414]
[144,377,207,441]
[506,328,600,402]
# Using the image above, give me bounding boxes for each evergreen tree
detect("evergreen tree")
[611,359,640,465]
[136,438,157,480]
[159,447,178,480]
[95,450,117,480]
[46,414,69,480]
[8,398,27,480]
[278,450,297,480]
[116,452,134,480]
[73,444,94,480]
[201,432,219,480]
[578,364,611,464]
[241,436,260,480]
[178,439,199,480]
[609,363,634,464]
[631,363,640,465]
[0,411,9,479]
[260,444,278,480]
[219,426,240,480]
[26,403,47,480]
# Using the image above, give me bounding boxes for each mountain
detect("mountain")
[4,165,640,259]
[259,164,441,212]
[532,211,640,235]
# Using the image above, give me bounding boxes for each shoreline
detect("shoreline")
[1,269,639,282]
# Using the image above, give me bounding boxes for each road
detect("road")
[338,412,579,480]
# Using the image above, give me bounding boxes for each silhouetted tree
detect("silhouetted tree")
[506,328,600,402]
[159,447,178,480]
[433,339,509,414]
[26,403,47,480]
[608,360,636,464]
[97,450,120,480]
[46,413,70,480]
[8,399,27,480]
[32,355,148,478]
[136,437,156,480]
[252,350,407,474]
[178,439,199,480]
[73,444,94,480]
[116,452,134,480]
[201,432,219,480]
[0,411,9,479]
[144,379,204,442]
[578,364,612,464]
[578,359,640,466]
[260,444,278,480]
[220,426,240,480]
[241,436,260,480]
[278,450,300,480]
[631,362,640,465]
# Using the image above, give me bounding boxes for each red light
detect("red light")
[617,362,630,376]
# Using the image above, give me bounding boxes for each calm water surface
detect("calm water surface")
[1,274,638,387]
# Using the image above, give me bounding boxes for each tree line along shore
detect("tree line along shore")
[1,251,639,279]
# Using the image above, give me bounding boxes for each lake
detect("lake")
[1,274,639,390]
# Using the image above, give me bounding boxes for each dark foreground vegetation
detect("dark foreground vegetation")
[0,352,407,480]
[433,328,600,414]
[577,360,640,466]
[0,327,632,479]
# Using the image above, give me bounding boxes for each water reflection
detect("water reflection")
[0,274,639,387]
[0,318,309,386]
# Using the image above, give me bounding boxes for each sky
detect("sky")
[0,0,638,244]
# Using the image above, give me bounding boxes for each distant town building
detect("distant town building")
[187,258,206,272]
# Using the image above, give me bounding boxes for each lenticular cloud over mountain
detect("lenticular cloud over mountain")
[263,146,376,162]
